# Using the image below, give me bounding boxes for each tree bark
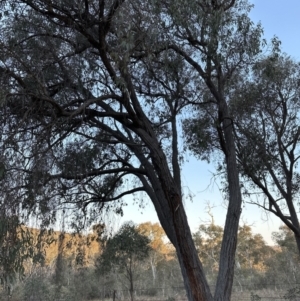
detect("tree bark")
[153,191,214,301]
[286,195,300,254]
[145,144,214,301]
[136,142,213,301]
[214,97,242,301]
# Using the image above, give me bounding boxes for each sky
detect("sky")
[117,0,300,245]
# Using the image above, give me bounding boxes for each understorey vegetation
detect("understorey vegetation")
[0,222,299,301]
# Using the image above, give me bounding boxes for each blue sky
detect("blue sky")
[119,0,300,244]
[250,0,300,60]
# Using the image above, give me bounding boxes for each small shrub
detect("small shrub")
[23,276,52,301]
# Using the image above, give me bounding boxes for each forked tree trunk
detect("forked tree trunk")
[136,105,241,300]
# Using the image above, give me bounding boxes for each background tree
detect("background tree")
[193,221,274,290]
[137,222,173,285]
[236,225,271,271]
[266,225,300,285]
[193,223,223,283]
[230,54,300,255]
[234,224,274,290]
[96,222,150,301]
[1,220,299,301]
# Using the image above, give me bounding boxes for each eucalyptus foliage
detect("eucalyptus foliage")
[0,211,45,288]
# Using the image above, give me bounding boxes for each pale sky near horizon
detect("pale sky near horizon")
[117,1,300,245]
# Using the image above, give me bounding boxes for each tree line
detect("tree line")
[1,221,299,301]
[0,1,300,300]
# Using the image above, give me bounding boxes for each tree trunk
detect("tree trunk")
[150,256,156,284]
[129,270,134,301]
[155,194,214,301]
[124,68,236,301]
[139,168,211,300]
[174,202,214,301]
[135,126,214,301]
[146,166,213,301]
[214,98,243,301]
[285,194,300,254]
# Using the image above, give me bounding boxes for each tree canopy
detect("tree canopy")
[231,54,300,254]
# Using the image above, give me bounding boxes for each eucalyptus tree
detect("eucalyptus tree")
[193,223,223,282]
[231,54,300,255]
[193,222,273,288]
[96,222,150,301]
[0,0,265,300]
[160,0,264,299]
[265,226,300,286]
[137,222,171,285]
